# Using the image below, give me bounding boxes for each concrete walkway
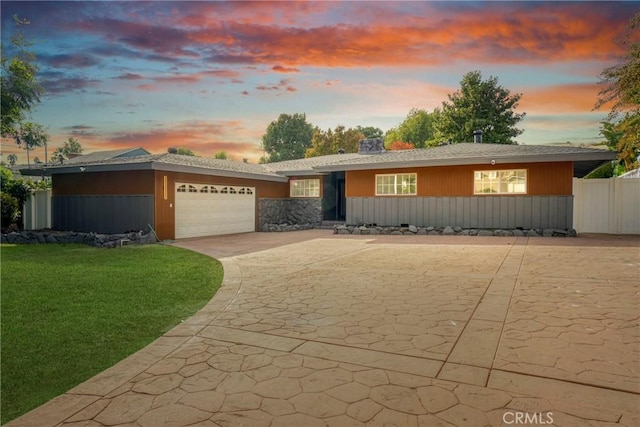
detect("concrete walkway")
[8,231,640,426]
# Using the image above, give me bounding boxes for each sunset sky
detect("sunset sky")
[1,1,636,163]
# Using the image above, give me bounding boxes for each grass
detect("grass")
[0,243,223,424]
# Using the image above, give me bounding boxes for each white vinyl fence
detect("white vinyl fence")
[23,189,52,230]
[573,177,640,234]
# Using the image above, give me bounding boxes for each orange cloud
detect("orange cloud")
[184,3,629,69]
[520,83,612,114]
[0,120,265,165]
[105,121,264,162]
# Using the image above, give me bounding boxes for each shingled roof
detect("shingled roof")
[62,147,150,164]
[21,143,616,179]
[311,143,616,177]
[263,153,369,175]
[21,152,287,182]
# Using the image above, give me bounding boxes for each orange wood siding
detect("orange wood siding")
[346,162,573,197]
[153,171,289,240]
[52,171,155,196]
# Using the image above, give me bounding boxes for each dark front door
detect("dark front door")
[336,178,346,220]
[322,172,346,221]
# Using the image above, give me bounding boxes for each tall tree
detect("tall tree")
[1,16,43,138]
[384,108,436,148]
[12,121,48,167]
[213,151,229,160]
[595,13,639,172]
[434,71,525,144]
[59,137,83,156]
[261,113,314,163]
[595,12,639,119]
[355,126,384,139]
[605,113,640,171]
[305,126,365,158]
[51,137,83,162]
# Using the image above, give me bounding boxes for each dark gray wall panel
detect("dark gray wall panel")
[347,196,573,229]
[53,195,154,234]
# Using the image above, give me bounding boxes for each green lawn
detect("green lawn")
[0,243,223,424]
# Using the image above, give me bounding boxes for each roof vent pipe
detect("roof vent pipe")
[473,130,483,144]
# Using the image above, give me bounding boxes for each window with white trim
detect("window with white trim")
[290,179,320,197]
[474,169,527,194]
[375,173,417,195]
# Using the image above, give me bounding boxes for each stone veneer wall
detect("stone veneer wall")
[259,198,322,232]
[335,224,577,237]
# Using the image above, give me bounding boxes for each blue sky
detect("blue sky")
[1,1,636,162]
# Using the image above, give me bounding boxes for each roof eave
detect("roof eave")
[313,152,618,172]
[20,161,289,182]
[19,162,155,176]
[276,170,328,177]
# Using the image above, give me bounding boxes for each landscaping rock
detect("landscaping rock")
[442,226,455,235]
[0,230,157,247]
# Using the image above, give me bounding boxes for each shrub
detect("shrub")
[1,192,19,228]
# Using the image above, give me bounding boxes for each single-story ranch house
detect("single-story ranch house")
[21,140,616,240]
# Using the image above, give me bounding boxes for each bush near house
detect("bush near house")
[1,192,19,227]
[0,165,51,230]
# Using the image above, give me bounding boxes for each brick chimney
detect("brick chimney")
[358,138,385,154]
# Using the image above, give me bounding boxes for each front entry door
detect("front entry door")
[337,179,346,221]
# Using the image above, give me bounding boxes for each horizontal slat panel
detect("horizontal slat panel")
[53,195,154,234]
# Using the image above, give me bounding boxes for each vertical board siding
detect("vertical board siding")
[347,196,573,229]
[53,195,154,234]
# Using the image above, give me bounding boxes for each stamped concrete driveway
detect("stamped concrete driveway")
[9,231,640,426]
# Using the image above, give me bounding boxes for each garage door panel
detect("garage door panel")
[175,183,256,238]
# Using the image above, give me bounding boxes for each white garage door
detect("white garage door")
[175,183,256,238]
